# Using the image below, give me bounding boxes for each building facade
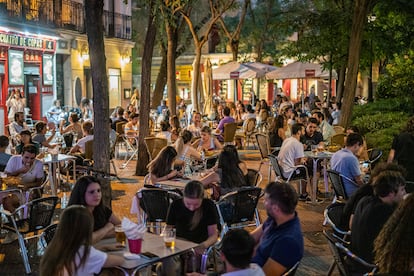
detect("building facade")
[0,0,133,134]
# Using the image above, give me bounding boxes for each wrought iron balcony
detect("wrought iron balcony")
[0,0,131,40]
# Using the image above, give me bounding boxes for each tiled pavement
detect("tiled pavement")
[0,150,338,275]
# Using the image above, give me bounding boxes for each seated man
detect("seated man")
[330,133,364,197]
[4,144,44,189]
[278,123,312,201]
[70,121,94,155]
[351,170,406,265]
[251,182,304,275]
[214,106,235,142]
[47,99,63,126]
[300,117,324,150]
[312,111,335,145]
[8,112,28,145]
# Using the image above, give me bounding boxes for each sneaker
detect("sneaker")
[2,232,18,244]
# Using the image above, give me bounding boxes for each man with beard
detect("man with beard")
[251,182,304,275]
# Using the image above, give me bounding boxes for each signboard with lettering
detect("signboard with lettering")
[230,71,239,79]
[8,50,24,85]
[43,54,53,85]
[0,32,56,51]
[305,69,315,77]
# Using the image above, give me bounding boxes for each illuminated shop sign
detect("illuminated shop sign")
[0,32,56,51]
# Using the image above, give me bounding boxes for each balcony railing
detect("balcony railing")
[0,0,131,40]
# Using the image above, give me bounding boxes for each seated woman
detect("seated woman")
[68,176,121,243]
[268,115,287,154]
[162,180,219,274]
[173,130,201,167]
[147,146,183,184]
[15,130,40,155]
[40,205,124,275]
[195,126,222,152]
[60,112,83,143]
[200,145,248,197]
[32,121,57,149]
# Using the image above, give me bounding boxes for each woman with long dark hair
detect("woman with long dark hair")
[200,145,247,196]
[147,146,182,183]
[40,205,124,276]
[68,176,121,243]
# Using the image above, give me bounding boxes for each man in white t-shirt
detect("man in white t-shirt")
[278,123,312,201]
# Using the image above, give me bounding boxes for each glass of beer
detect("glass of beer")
[115,226,126,246]
[163,228,176,249]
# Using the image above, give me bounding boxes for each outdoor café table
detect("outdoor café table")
[96,232,198,275]
[304,151,334,203]
[155,174,204,191]
[42,154,76,196]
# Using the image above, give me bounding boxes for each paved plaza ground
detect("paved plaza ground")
[0,150,338,275]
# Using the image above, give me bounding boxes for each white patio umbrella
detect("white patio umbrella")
[213,61,277,80]
[265,61,336,79]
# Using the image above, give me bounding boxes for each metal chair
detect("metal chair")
[333,125,345,134]
[282,261,300,276]
[323,229,377,276]
[0,196,58,274]
[215,186,262,239]
[235,118,257,149]
[327,169,359,201]
[268,154,310,194]
[246,168,262,187]
[222,122,238,145]
[323,202,350,241]
[366,148,383,171]
[255,133,272,181]
[406,181,414,193]
[330,133,346,147]
[144,137,168,161]
[137,188,181,233]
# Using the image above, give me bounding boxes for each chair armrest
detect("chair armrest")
[339,173,360,188]
[286,164,310,182]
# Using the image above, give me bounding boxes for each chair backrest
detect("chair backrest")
[335,240,378,274]
[139,188,180,223]
[84,139,94,160]
[323,229,348,276]
[27,196,59,233]
[223,122,238,143]
[144,137,168,161]
[324,202,350,238]
[115,121,126,135]
[41,223,58,246]
[327,169,348,201]
[368,148,382,165]
[333,125,345,134]
[217,187,261,226]
[282,261,300,276]
[406,181,414,193]
[268,154,286,181]
[246,168,262,187]
[255,133,271,159]
[330,133,346,147]
[244,118,257,135]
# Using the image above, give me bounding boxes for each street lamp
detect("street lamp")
[368,14,376,102]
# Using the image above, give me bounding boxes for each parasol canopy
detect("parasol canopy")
[265,61,337,80]
[213,61,277,80]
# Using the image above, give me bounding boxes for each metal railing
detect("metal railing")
[0,0,131,40]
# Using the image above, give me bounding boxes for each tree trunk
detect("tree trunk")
[336,64,346,103]
[152,48,167,109]
[84,0,111,206]
[191,46,202,112]
[340,0,374,127]
[136,0,157,176]
[166,25,177,116]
